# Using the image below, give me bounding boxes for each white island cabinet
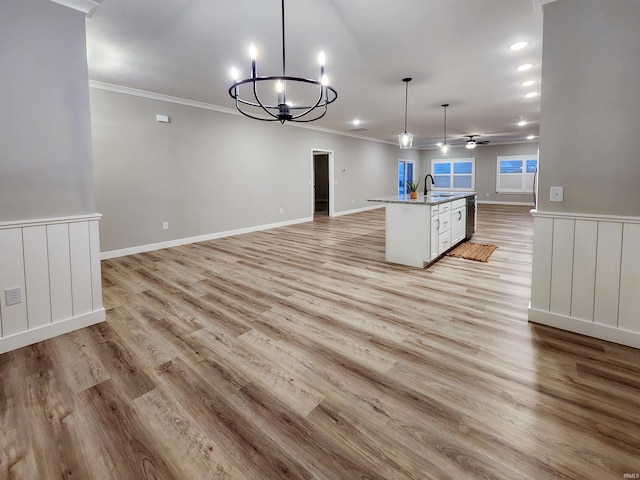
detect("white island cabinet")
[368,192,476,268]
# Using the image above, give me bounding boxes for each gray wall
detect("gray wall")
[538,0,640,216]
[91,87,417,252]
[419,142,539,204]
[0,0,95,221]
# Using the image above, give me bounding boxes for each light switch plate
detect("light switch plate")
[550,186,564,202]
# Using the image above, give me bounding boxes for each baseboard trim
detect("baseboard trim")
[101,216,314,259]
[478,200,535,206]
[528,307,640,349]
[332,204,384,217]
[0,309,105,354]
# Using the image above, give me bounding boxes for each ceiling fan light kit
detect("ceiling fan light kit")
[228,0,337,124]
[398,77,414,149]
[464,135,489,149]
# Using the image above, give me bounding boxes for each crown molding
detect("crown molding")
[531,0,557,11]
[88,80,396,146]
[49,0,102,17]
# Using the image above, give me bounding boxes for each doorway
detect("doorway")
[312,150,334,217]
[398,159,415,195]
[313,152,330,215]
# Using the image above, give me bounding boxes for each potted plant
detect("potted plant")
[406,179,420,199]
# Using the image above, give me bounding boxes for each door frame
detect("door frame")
[398,159,416,195]
[311,149,335,217]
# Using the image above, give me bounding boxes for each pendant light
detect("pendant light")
[228,0,338,123]
[398,78,413,149]
[440,103,450,155]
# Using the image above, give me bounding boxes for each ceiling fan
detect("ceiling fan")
[464,135,490,149]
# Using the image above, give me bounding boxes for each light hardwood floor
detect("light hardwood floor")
[2,204,640,479]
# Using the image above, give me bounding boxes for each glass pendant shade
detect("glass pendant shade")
[441,143,450,155]
[398,132,414,149]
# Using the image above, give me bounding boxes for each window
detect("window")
[431,158,475,191]
[496,155,538,193]
[398,160,415,195]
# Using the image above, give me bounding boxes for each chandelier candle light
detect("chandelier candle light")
[398,77,413,149]
[228,0,338,123]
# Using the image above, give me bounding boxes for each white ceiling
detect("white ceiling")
[85,0,544,149]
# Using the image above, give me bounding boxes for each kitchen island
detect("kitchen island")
[368,192,477,268]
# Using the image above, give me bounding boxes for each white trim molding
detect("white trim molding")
[89,81,396,146]
[101,216,314,260]
[0,214,104,353]
[49,0,102,16]
[529,209,640,349]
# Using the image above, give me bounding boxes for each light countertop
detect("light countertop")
[368,191,476,206]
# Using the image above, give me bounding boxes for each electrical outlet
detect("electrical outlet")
[279,208,284,214]
[162,221,169,230]
[5,287,23,306]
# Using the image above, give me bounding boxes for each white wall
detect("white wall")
[90,86,418,254]
[0,0,96,221]
[536,0,640,216]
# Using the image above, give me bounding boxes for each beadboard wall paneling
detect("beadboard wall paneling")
[0,215,105,354]
[529,211,640,349]
[619,223,640,332]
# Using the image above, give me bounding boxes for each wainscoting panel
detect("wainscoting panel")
[530,216,553,311]
[549,218,574,316]
[0,228,28,337]
[593,222,622,327]
[69,221,94,317]
[619,223,640,333]
[0,215,105,354]
[23,226,52,330]
[529,211,640,349]
[571,220,597,322]
[48,223,74,322]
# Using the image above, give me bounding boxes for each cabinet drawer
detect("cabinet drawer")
[439,230,451,254]
[439,202,451,214]
[430,206,439,217]
[438,211,451,232]
[452,198,466,209]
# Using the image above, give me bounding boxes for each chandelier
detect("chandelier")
[228,0,338,124]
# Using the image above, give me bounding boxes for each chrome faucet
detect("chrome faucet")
[424,174,434,195]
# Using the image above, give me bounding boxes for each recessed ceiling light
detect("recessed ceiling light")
[527,135,536,140]
[518,117,527,126]
[510,41,529,51]
[352,119,361,126]
[517,63,533,72]
[525,92,538,98]
[521,80,536,87]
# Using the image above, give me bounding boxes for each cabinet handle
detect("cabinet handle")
[436,219,440,230]
[458,211,462,220]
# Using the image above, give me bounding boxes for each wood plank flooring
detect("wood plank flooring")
[2,204,640,479]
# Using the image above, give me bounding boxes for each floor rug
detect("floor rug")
[446,242,498,262]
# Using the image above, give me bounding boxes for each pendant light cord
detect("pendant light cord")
[404,81,409,133]
[442,103,449,144]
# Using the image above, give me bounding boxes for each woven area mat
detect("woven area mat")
[446,242,498,263]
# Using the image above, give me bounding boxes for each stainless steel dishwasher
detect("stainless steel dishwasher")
[466,195,476,239]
